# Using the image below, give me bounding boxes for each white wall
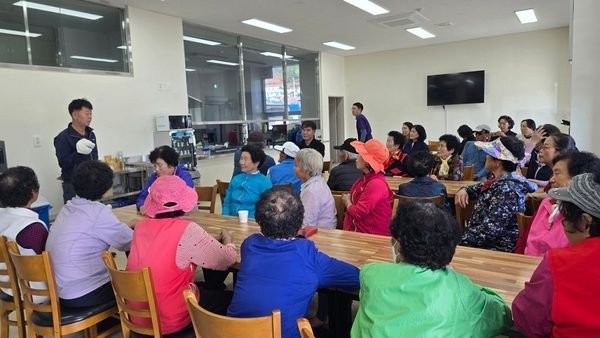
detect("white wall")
[344,28,571,143]
[0,7,187,214]
[319,52,347,161]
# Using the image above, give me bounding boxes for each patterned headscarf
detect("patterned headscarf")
[474,138,519,163]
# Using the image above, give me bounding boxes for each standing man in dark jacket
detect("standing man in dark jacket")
[327,138,363,191]
[352,102,372,142]
[54,98,98,203]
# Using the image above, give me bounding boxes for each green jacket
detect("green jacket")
[351,262,512,338]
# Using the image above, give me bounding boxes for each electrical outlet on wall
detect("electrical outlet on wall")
[33,135,41,147]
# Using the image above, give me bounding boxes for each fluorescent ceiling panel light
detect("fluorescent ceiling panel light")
[406,27,435,39]
[242,19,292,33]
[260,52,293,59]
[323,41,356,50]
[0,28,41,37]
[185,68,196,72]
[70,55,118,63]
[183,36,221,46]
[515,9,537,24]
[116,45,127,49]
[207,59,238,66]
[343,0,389,15]
[13,1,103,20]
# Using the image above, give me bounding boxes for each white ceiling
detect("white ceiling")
[87,0,570,56]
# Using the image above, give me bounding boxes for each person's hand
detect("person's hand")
[455,188,469,208]
[76,138,95,155]
[139,206,147,216]
[341,193,352,208]
[530,127,546,144]
[220,229,234,244]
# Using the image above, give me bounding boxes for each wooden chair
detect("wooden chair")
[517,212,533,236]
[216,179,230,205]
[275,183,294,190]
[332,194,346,230]
[7,242,119,338]
[322,161,332,173]
[391,197,400,218]
[0,236,26,338]
[330,190,350,196]
[455,199,475,234]
[526,194,545,216]
[428,140,439,152]
[520,166,529,177]
[396,194,445,205]
[297,318,316,338]
[463,165,475,181]
[195,185,218,213]
[183,289,282,337]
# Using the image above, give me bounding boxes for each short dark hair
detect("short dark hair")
[390,201,460,270]
[405,151,436,177]
[353,102,363,111]
[302,121,317,131]
[255,186,304,238]
[241,144,266,167]
[387,131,405,149]
[560,197,600,238]
[550,133,577,155]
[149,146,179,167]
[540,124,561,137]
[457,124,474,139]
[403,122,414,131]
[0,166,40,207]
[497,136,524,172]
[438,134,460,153]
[412,125,427,142]
[521,119,536,130]
[72,160,114,201]
[553,151,600,177]
[68,98,93,115]
[498,115,515,129]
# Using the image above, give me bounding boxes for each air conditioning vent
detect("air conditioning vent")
[370,10,430,29]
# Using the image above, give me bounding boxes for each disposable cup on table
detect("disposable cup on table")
[238,210,249,223]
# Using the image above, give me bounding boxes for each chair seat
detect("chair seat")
[131,325,196,338]
[31,299,117,327]
[0,289,14,302]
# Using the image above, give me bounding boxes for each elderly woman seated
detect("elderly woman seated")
[222,144,273,218]
[513,172,600,337]
[432,134,464,181]
[456,137,537,252]
[352,201,512,337]
[127,175,236,334]
[227,186,359,338]
[294,148,337,228]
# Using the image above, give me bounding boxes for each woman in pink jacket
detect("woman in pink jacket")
[342,139,393,236]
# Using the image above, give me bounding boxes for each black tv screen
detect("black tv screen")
[427,70,485,106]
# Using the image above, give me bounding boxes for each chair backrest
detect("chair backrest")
[322,161,331,173]
[0,236,26,338]
[516,212,533,236]
[428,140,439,152]
[216,179,230,205]
[332,194,346,230]
[102,251,161,338]
[454,200,475,234]
[330,190,350,195]
[183,289,281,338]
[391,198,400,219]
[297,318,315,338]
[396,194,445,205]
[526,194,545,216]
[463,165,475,181]
[521,166,529,177]
[275,183,294,191]
[195,185,218,214]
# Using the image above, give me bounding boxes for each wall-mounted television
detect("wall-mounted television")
[427,70,485,106]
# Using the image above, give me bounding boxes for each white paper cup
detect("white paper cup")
[238,210,249,223]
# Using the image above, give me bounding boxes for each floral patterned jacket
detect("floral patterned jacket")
[433,154,464,181]
[461,172,537,252]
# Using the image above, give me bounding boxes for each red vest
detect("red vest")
[550,237,600,337]
[126,218,195,334]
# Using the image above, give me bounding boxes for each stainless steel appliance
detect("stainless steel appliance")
[155,115,193,131]
[153,129,197,170]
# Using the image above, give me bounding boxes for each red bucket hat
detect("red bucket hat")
[144,176,198,218]
[351,139,389,173]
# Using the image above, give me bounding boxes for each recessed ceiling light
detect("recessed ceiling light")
[207,59,238,66]
[13,1,102,20]
[323,41,356,50]
[242,19,292,33]
[185,68,196,72]
[343,0,389,16]
[260,52,293,59]
[183,36,221,46]
[70,55,118,63]
[406,27,435,39]
[515,9,537,24]
[0,28,41,37]
[116,45,127,50]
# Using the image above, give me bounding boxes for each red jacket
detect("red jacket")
[343,172,393,236]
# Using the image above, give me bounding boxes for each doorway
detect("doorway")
[328,97,345,163]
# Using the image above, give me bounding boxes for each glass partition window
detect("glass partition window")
[0,0,129,72]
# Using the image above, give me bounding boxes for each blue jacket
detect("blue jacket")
[268,158,302,194]
[228,234,359,338]
[461,141,489,180]
[54,123,98,182]
[398,176,450,211]
[222,172,272,218]
[402,140,428,156]
[136,164,193,210]
[232,148,276,178]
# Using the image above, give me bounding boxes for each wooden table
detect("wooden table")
[385,176,479,197]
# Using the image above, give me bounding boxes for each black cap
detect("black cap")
[333,138,358,154]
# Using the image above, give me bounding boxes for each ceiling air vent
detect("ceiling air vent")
[370,10,430,29]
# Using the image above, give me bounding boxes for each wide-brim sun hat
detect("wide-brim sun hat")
[144,175,198,218]
[548,173,600,218]
[351,139,389,173]
[474,138,519,163]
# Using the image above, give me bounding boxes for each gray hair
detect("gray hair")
[346,151,358,160]
[296,148,323,177]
